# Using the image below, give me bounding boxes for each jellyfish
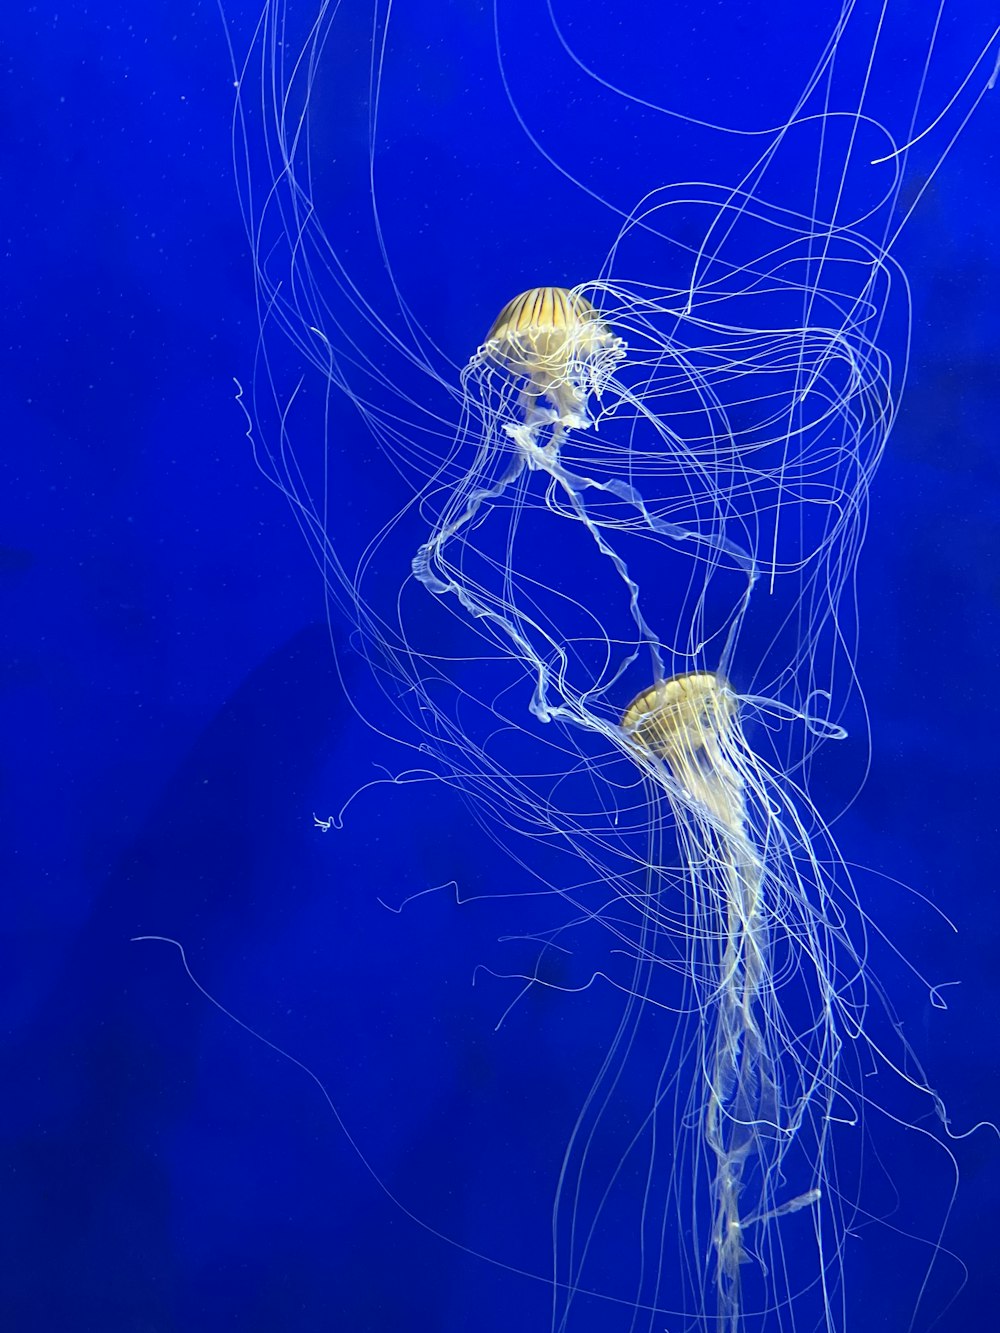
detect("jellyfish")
[410,283,756,725]
[477,286,624,437]
[220,2,1000,1329]
[410,283,647,701]
[621,673,819,1332]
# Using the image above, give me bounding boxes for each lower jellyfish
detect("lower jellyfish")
[623,673,772,1331]
[621,672,821,1332]
[218,2,1000,1329]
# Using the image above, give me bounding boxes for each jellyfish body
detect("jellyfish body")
[623,674,777,1332]
[413,285,684,723]
[414,284,778,733]
[481,286,624,438]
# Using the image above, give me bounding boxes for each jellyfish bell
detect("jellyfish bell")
[621,672,740,822]
[472,285,626,441]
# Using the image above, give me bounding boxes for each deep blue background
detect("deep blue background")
[3,2,999,1331]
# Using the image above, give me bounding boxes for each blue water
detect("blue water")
[4,3,999,1331]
